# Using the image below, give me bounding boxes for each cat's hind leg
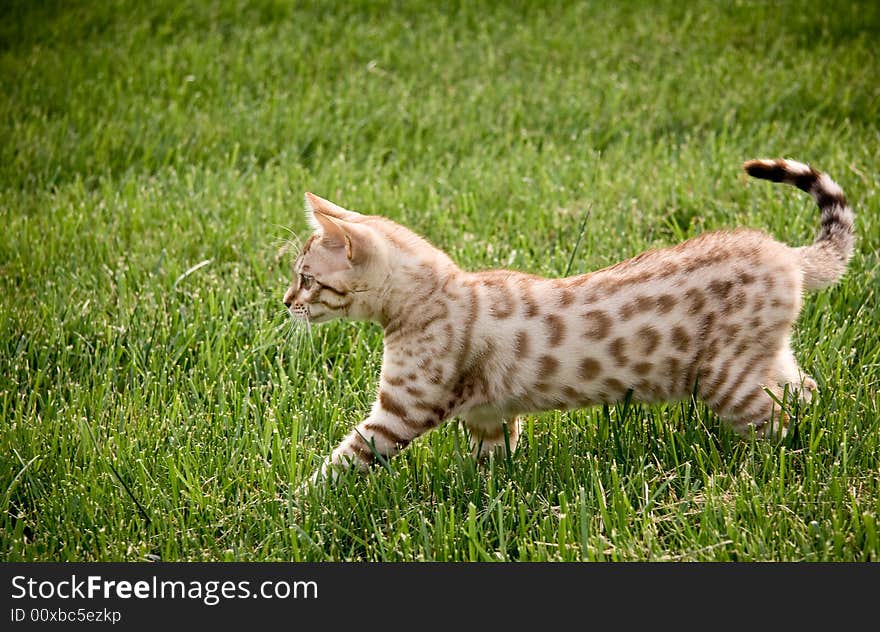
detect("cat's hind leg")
[461,407,520,459]
[700,355,790,438]
[714,383,790,438]
[701,343,816,439]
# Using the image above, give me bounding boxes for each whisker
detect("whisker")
[277,306,317,359]
[268,225,307,267]
[302,315,317,357]
[269,222,305,246]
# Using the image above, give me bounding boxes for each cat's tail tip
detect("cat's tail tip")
[743,158,854,291]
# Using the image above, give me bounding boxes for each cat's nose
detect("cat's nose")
[283,297,292,308]
[283,288,295,307]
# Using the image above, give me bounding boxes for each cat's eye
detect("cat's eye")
[300,273,314,290]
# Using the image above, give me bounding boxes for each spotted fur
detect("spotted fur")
[284,162,854,484]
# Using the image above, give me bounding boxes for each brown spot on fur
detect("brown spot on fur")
[413,400,447,421]
[590,276,628,300]
[733,340,750,357]
[582,310,612,340]
[603,377,626,393]
[557,288,575,308]
[657,261,681,278]
[699,365,714,391]
[562,385,581,400]
[636,380,664,400]
[683,253,719,274]
[633,361,653,375]
[514,330,530,357]
[405,385,425,398]
[730,288,748,311]
[564,274,593,289]
[685,288,706,315]
[538,355,560,379]
[682,311,717,391]
[429,367,444,384]
[544,314,566,347]
[536,382,552,392]
[636,325,661,355]
[441,321,455,343]
[620,271,654,288]
[730,390,762,418]
[486,278,516,319]
[709,279,734,301]
[385,374,408,387]
[704,357,734,396]
[441,272,464,300]
[522,285,540,318]
[665,357,681,394]
[450,283,479,390]
[350,441,375,465]
[362,422,409,448]
[706,338,720,358]
[702,312,718,337]
[419,415,441,429]
[620,295,656,320]
[609,337,628,366]
[722,324,742,345]
[713,358,764,413]
[579,357,602,380]
[636,295,655,312]
[656,294,677,314]
[671,326,691,352]
[379,391,409,421]
[771,298,795,311]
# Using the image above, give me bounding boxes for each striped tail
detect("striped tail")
[743,158,855,290]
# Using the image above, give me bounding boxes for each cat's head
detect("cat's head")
[284,193,392,323]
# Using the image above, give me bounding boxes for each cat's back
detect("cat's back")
[471,227,798,315]
[465,227,803,410]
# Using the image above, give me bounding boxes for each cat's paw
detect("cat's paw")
[311,459,342,485]
[749,417,789,440]
[295,459,337,497]
[469,438,516,460]
[797,376,818,405]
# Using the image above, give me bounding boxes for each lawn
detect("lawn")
[1,0,878,561]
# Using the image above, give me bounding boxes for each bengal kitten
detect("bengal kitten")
[284,159,854,484]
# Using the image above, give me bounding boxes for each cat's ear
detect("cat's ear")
[305,193,369,263]
[305,192,360,223]
[310,209,351,255]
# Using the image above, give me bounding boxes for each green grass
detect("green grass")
[2,0,879,561]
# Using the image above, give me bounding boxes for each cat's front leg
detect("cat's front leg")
[308,388,449,485]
